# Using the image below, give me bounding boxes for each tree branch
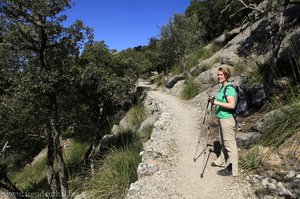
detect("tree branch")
[237,0,264,13]
[221,0,264,18]
[0,142,10,157]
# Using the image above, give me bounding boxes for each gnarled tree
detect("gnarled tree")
[0,0,92,198]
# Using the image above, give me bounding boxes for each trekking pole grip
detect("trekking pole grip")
[203,98,211,124]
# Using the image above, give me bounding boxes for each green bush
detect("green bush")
[240,84,300,171]
[186,42,222,70]
[186,47,212,70]
[126,104,148,129]
[64,140,90,179]
[171,62,184,75]
[154,74,166,87]
[233,61,247,76]
[180,81,199,100]
[259,90,300,147]
[75,145,141,199]
[61,126,75,139]
[10,140,90,196]
[9,155,46,192]
[260,46,300,146]
[240,146,261,170]
[241,60,300,170]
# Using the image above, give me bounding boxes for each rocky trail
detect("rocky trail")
[127,88,256,199]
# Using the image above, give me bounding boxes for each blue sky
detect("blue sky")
[65,0,190,51]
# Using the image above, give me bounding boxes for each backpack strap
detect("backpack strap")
[223,84,236,117]
[223,84,235,101]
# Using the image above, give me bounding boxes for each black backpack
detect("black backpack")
[223,85,248,117]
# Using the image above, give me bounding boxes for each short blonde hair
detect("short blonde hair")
[218,67,231,80]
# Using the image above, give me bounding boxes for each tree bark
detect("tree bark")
[0,143,28,199]
[268,1,289,84]
[0,169,29,199]
[45,126,57,198]
[82,139,98,175]
[50,94,69,199]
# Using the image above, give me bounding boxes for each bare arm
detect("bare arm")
[213,96,235,109]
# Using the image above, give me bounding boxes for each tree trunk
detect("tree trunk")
[53,132,68,199]
[0,170,28,199]
[0,144,28,199]
[269,2,288,85]
[82,140,96,175]
[45,126,57,197]
[50,94,69,199]
[82,137,108,175]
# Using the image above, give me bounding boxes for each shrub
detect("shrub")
[240,54,300,170]
[73,145,141,199]
[171,62,184,75]
[259,90,300,147]
[61,126,75,139]
[180,81,199,100]
[233,61,247,76]
[9,155,47,192]
[240,146,261,170]
[154,74,166,87]
[186,42,222,70]
[64,140,90,178]
[126,104,148,129]
[186,46,213,70]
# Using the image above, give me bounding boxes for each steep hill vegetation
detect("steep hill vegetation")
[0,0,299,198]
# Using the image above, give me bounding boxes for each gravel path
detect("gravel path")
[127,89,257,199]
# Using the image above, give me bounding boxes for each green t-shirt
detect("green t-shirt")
[215,83,236,119]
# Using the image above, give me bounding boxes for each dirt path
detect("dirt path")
[142,90,255,199]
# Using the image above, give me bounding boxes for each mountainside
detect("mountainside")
[1,1,299,199]
[126,1,300,198]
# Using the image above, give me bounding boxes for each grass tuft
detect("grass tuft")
[180,80,199,100]
[240,146,261,170]
[171,63,184,75]
[126,104,148,129]
[259,89,300,147]
[186,41,222,70]
[233,61,247,76]
[240,55,300,170]
[9,159,46,192]
[154,74,166,87]
[9,139,89,196]
[73,145,141,199]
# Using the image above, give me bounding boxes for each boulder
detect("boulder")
[190,53,220,77]
[169,80,185,97]
[251,109,282,134]
[214,27,241,45]
[165,74,185,89]
[74,192,88,199]
[236,131,261,149]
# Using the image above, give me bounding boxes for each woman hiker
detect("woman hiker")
[210,66,238,177]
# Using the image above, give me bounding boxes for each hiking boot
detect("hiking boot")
[217,168,232,176]
[211,162,223,167]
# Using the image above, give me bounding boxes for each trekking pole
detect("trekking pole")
[210,97,214,114]
[199,96,214,177]
[193,99,211,162]
[202,98,211,124]
[193,143,213,162]
[199,111,211,178]
[200,148,214,178]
